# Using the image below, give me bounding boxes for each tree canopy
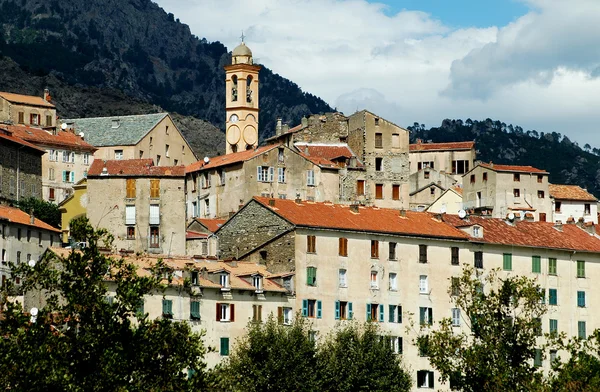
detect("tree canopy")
[16,196,61,228]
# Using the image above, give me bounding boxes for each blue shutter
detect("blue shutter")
[302,299,308,317]
[70,172,75,182]
[398,305,403,323]
[389,305,394,322]
[379,304,384,322]
[335,300,340,320]
[62,171,67,182]
[317,300,322,319]
[348,302,353,319]
[366,303,371,321]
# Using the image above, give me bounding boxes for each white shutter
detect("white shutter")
[125,205,136,225]
[149,205,160,225]
[257,166,263,182]
[268,167,274,182]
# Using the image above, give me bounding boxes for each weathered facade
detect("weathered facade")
[409,140,476,183]
[409,168,458,210]
[186,218,225,257]
[0,90,56,128]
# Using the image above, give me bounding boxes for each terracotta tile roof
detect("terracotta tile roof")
[195,218,226,233]
[452,186,463,195]
[410,141,475,152]
[185,144,279,173]
[6,125,97,152]
[0,91,55,108]
[186,231,208,239]
[254,197,468,240]
[296,151,339,168]
[0,129,46,153]
[443,215,600,253]
[87,159,185,177]
[294,143,354,160]
[549,184,597,202]
[0,205,60,232]
[478,162,548,174]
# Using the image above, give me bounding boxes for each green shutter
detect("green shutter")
[335,301,340,320]
[549,289,557,305]
[62,171,67,182]
[532,256,541,273]
[534,349,542,367]
[577,260,585,278]
[578,321,586,339]
[549,258,557,275]
[306,267,316,286]
[317,300,322,319]
[389,305,394,323]
[220,337,229,356]
[302,299,308,317]
[366,303,372,321]
[348,302,353,319]
[162,299,173,316]
[419,307,426,325]
[549,319,558,334]
[398,305,403,323]
[190,301,200,320]
[379,304,384,322]
[503,253,512,271]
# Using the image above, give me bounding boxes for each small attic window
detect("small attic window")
[472,226,483,238]
[112,119,120,128]
[253,275,263,292]
[220,272,230,290]
[375,118,380,126]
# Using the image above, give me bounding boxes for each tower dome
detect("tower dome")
[232,42,253,64]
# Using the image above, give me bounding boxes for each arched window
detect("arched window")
[231,75,238,102]
[246,75,253,103]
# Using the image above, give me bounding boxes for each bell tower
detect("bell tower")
[224,37,261,154]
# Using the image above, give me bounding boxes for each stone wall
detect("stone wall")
[290,112,349,144]
[0,140,43,204]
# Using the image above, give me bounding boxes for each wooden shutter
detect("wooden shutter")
[335,300,340,320]
[216,303,221,321]
[302,299,308,317]
[230,304,235,322]
[126,179,136,198]
[268,167,274,182]
[357,180,364,196]
[125,206,136,225]
[392,185,400,200]
[277,307,283,324]
[149,205,160,225]
[375,184,383,199]
[348,302,353,319]
[150,179,160,198]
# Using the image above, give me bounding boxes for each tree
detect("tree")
[547,330,600,391]
[317,322,412,392]
[417,266,547,392]
[15,196,61,228]
[0,223,209,391]
[216,314,319,392]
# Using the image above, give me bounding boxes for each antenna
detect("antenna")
[458,209,467,219]
[240,30,245,43]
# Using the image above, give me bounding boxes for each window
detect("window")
[30,113,39,125]
[220,273,230,289]
[419,275,428,294]
[392,184,400,200]
[389,336,403,354]
[392,133,399,148]
[115,150,123,160]
[577,291,586,307]
[577,260,585,278]
[371,240,379,258]
[302,299,321,318]
[470,174,475,184]
[513,173,521,182]
[83,153,89,165]
[534,349,542,367]
[49,188,55,200]
[389,242,397,260]
[503,253,512,271]
[162,299,173,318]
[63,170,74,183]
[419,244,427,263]
[370,271,379,289]
[429,187,435,195]
[375,157,383,171]
[70,152,75,163]
[483,172,488,181]
[537,175,543,183]
[549,319,558,335]
[513,189,520,197]
[474,251,483,269]
[307,235,316,253]
[27,230,31,242]
[126,179,136,198]
[279,307,293,325]
[335,300,351,320]
[389,273,397,291]
[388,305,402,323]
[451,247,459,265]
[549,289,557,306]
[174,159,178,166]
[585,203,591,215]
[202,172,211,188]
[539,212,546,222]
[452,308,461,326]
[156,155,161,165]
[339,237,348,257]
[220,337,230,356]
[149,227,160,248]
[277,167,285,183]
[375,133,383,148]
[451,277,460,296]
[356,180,365,196]
[252,304,262,322]
[165,144,170,157]
[150,179,160,198]
[18,111,24,124]
[16,252,20,265]
[452,160,469,175]
[419,307,433,325]
[532,255,541,273]
[190,301,200,320]
[149,205,160,225]
[555,201,562,213]
[366,303,381,322]
[338,269,347,287]
[307,170,315,186]
[417,370,434,389]
[306,266,317,286]
[578,321,586,339]
[538,190,545,198]
[216,303,234,322]
[253,276,263,292]
[548,257,557,275]
[424,171,430,180]
[201,241,208,256]
[375,184,383,199]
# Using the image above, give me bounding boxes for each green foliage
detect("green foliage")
[0,223,209,391]
[15,197,61,228]
[69,215,91,243]
[317,322,412,392]
[417,266,547,392]
[547,330,600,391]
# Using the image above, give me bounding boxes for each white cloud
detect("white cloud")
[155,0,600,148]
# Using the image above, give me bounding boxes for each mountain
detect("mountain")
[409,119,600,198]
[0,0,332,157]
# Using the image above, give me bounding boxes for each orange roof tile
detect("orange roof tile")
[549,184,597,202]
[410,141,475,152]
[294,143,355,160]
[0,205,60,232]
[186,231,208,239]
[185,144,279,173]
[0,130,46,153]
[0,91,55,108]
[254,197,468,240]
[6,125,97,152]
[443,215,600,253]
[195,218,226,233]
[452,186,463,195]
[479,162,548,174]
[87,159,185,177]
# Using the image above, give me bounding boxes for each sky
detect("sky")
[154,0,600,148]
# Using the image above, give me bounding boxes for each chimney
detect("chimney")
[350,204,359,213]
[282,124,289,133]
[416,139,422,145]
[566,216,575,224]
[554,221,563,231]
[268,199,276,207]
[295,197,302,204]
[348,156,357,168]
[399,208,406,217]
[304,146,309,155]
[29,209,35,224]
[43,88,51,102]
[301,116,308,128]
[524,213,534,221]
[436,212,444,221]
[276,118,282,135]
[583,221,596,235]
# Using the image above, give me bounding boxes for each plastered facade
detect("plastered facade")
[0,96,56,128]
[409,147,475,183]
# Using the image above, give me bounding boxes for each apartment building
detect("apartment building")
[63,113,197,166]
[0,90,56,128]
[216,197,600,391]
[184,144,340,219]
[0,205,60,287]
[549,184,598,224]
[409,168,458,211]
[462,163,552,221]
[86,159,186,255]
[7,125,97,203]
[409,140,476,183]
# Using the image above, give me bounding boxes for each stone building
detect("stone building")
[409,168,458,211]
[217,196,600,391]
[7,124,97,204]
[462,163,552,221]
[0,204,60,287]
[549,184,598,224]
[186,218,226,257]
[184,144,341,219]
[63,113,197,166]
[86,159,186,255]
[0,90,56,128]
[409,140,476,183]
[0,127,44,204]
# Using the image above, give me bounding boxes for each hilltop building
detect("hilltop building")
[549,184,598,224]
[0,90,56,128]
[408,140,476,183]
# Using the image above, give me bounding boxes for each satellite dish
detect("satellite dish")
[508,212,516,221]
[28,259,36,268]
[458,209,467,219]
[78,132,84,138]
[30,307,38,316]
[61,123,67,130]
[203,156,210,163]
[440,205,447,214]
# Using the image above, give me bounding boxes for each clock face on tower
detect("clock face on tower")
[229,114,239,123]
